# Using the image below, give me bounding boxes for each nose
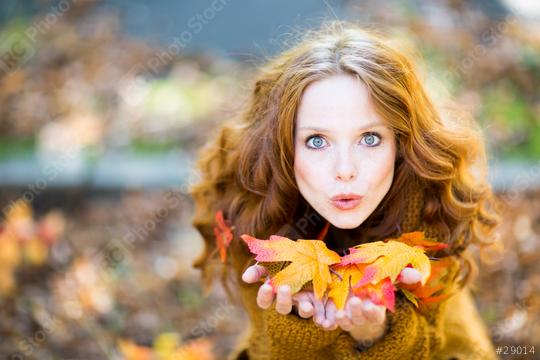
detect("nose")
[334,148,357,181]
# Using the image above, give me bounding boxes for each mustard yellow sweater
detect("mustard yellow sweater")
[226,185,497,360]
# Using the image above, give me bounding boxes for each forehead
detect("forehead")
[296,74,385,129]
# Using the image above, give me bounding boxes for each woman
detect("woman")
[189,21,501,359]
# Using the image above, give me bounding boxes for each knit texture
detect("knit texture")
[226,183,497,360]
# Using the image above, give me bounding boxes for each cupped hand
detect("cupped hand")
[241,264,422,336]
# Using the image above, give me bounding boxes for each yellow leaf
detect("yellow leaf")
[327,264,367,310]
[241,234,341,299]
[153,332,180,358]
[24,237,48,266]
[0,232,21,268]
[341,240,431,286]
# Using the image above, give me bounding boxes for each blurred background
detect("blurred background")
[0,0,539,359]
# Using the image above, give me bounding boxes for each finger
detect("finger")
[293,292,314,318]
[242,265,269,283]
[335,309,354,331]
[322,300,338,330]
[398,267,422,284]
[256,281,274,309]
[362,299,386,325]
[349,296,366,326]
[312,296,326,326]
[275,285,293,315]
[298,300,314,318]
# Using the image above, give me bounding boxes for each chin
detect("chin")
[327,214,364,229]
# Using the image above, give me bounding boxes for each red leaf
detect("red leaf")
[352,277,396,312]
[213,210,233,262]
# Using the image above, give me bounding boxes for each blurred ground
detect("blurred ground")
[0,0,539,359]
[0,188,539,359]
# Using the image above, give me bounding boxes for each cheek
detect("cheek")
[294,150,311,185]
[380,149,397,185]
[366,148,396,186]
[294,148,325,193]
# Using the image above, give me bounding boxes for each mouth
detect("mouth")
[330,193,363,211]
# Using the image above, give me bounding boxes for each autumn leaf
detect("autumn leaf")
[241,234,341,299]
[327,263,367,310]
[213,210,234,263]
[242,231,450,312]
[341,240,432,286]
[391,231,449,251]
[328,263,396,311]
[399,257,457,309]
[352,277,396,312]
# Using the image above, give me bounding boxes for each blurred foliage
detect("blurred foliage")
[0,199,65,296]
[0,6,247,161]
[0,0,538,160]
[0,189,246,359]
[118,335,214,360]
[0,1,539,359]
[347,0,540,160]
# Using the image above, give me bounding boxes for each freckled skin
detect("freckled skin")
[294,74,397,229]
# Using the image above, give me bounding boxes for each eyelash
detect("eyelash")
[305,132,382,150]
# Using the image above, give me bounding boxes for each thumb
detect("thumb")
[242,264,268,283]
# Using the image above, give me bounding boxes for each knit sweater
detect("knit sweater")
[226,184,497,360]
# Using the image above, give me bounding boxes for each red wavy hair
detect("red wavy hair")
[188,21,501,299]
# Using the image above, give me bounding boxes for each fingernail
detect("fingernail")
[323,319,331,328]
[278,285,290,294]
[241,269,253,282]
[301,302,313,313]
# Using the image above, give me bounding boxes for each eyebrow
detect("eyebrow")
[297,122,385,132]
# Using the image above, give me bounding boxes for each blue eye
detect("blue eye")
[306,135,327,150]
[361,132,381,147]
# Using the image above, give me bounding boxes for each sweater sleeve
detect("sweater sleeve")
[329,256,497,360]
[329,255,454,360]
[234,271,448,360]
[237,281,344,360]
[229,241,495,359]
[330,293,447,360]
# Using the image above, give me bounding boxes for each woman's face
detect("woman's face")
[294,74,397,229]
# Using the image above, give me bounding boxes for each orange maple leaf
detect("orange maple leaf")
[241,234,341,299]
[327,263,367,310]
[400,257,456,309]
[328,263,397,312]
[341,238,432,287]
[391,231,449,251]
[213,210,234,263]
[242,231,450,312]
